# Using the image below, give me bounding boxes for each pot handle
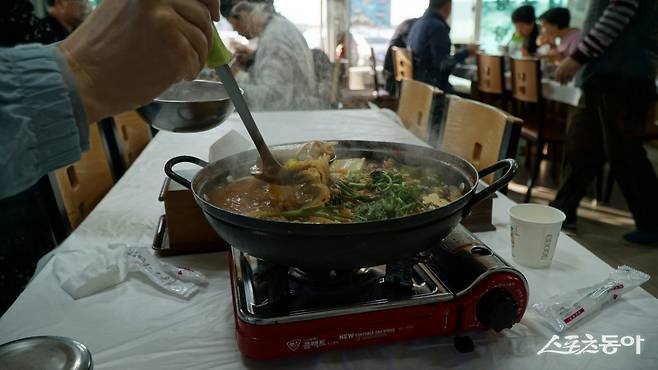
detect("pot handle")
[164,156,209,190]
[464,159,518,214]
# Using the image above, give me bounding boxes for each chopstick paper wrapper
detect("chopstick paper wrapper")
[532,265,650,332]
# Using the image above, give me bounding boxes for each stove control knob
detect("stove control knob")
[475,288,519,332]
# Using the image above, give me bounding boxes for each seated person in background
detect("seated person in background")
[44,0,89,41]
[310,48,333,109]
[225,0,320,111]
[407,0,476,93]
[383,18,417,95]
[335,32,359,67]
[221,0,256,70]
[508,5,540,56]
[230,40,256,72]
[539,7,581,61]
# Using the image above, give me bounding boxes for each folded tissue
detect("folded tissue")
[209,129,253,162]
[53,244,207,299]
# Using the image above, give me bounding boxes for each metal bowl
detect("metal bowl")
[137,80,236,133]
[0,336,93,370]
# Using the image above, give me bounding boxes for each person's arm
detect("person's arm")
[570,0,640,64]
[0,45,87,199]
[0,0,222,198]
[556,0,639,83]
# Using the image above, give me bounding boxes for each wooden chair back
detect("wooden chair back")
[392,46,413,81]
[437,95,522,183]
[476,54,505,94]
[397,79,441,142]
[112,111,152,167]
[510,57,542,103]
[53,122,115,229]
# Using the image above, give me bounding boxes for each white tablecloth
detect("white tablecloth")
[449,75,582,107]
[1,110,657,370]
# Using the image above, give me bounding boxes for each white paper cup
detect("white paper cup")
[509,204,566,268]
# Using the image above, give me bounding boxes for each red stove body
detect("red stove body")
[228,225,528,360]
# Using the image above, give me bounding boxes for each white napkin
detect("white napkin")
[54,244,128,299]
[209,129,253,162]
[53,245,207,299]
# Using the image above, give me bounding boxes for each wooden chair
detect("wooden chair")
[476,53,506,109]
[397,79,442,142]
[510,57,564,202]
[392,46,413,84]
[51,122,115,230]
[369,47,398,110]
[437,95,522,184]
[111,111,153,168]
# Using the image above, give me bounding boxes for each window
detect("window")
[451,0,478,44]
[349,0,426,66]
[349,0,478,66]
[275,0,324,49]
[478,0,566,52]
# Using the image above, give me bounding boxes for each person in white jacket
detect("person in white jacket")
[226,1,320,111]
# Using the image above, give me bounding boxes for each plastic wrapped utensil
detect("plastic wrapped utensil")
[532,265,650,332]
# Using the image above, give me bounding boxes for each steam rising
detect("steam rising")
[197,141,474,204]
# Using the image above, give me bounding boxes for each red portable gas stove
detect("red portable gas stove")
[228,225,528,360]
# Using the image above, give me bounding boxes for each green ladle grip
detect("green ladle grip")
[207,23,233,68]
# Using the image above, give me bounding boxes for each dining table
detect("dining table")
[452,63,658,108]
[1,109,657,370]
[450,63,582,107]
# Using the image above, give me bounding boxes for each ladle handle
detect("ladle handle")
[216,65,279,167]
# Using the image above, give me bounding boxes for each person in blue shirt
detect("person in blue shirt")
[407,0,476,93]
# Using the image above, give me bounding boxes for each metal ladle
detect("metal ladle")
[215,67,303,184]
[209,26,304,185]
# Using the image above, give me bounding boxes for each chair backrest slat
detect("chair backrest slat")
[476,54,505,95]
[392,46,413,82]
[510,58,542,103]
[112,111,152,168]
[397,79,440,142]
[53,122,115,229]
[438,95,522,183]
